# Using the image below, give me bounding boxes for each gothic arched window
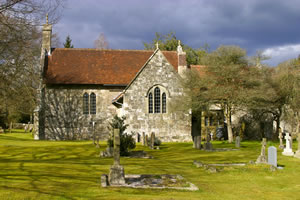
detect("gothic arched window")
[83,93,89,114]
[148,93,153,113]
[162,92,166,113]
[90,92,96,114]
[154,87,160,113]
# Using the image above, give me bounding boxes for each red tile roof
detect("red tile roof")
[190,65,207,76]
[45,48,179,85]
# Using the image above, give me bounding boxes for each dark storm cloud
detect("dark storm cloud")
[55,0,300,66]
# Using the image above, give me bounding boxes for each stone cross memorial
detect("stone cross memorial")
[256,138,267,164]
[108,129,125,185]
[268,146,277,167]
[294,133,300,159]
[204,129,213,150]
[282,132,294,156]
[278,128,284,149]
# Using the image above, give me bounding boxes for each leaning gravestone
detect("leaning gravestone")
[282,132,294,156]
[278,128,284,149]
[108,129,125,185]
[268,146,277,167]
[256,138,267,164]
[294,133,300,159]
[235,136,241,148]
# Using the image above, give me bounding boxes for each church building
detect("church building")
[34,20,193,142]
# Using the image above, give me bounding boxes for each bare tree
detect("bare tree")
[94,33,109,49]
[0,0,65,129]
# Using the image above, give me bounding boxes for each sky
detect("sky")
[54,0,300,66]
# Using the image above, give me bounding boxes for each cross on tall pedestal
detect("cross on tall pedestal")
[108,129,125,185]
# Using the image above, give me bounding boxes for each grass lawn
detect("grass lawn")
[0,130,300,200]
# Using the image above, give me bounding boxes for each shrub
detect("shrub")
[107,115,135,156]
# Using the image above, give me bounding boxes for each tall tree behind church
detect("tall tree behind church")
[143,32,207,66]
[63,35,74,48]
[94,33,109,49]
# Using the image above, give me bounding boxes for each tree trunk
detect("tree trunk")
[9,121,12,133]
[225,104,233,143]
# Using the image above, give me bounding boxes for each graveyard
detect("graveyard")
[0,130,300,200]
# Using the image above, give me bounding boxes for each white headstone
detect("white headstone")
[268,146,277,167]
[282,132,294,156]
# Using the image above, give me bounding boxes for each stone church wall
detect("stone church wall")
[122,50,191,142]
[42,85,123,140]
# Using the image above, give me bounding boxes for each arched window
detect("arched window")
[83,93,89,114]
[162,92,166,113]
[148,93,153,113]
[154,87,160,113]
[90,92,96,114]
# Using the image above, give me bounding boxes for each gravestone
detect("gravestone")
[210,132,213,141]
[151,132,155,149]
[235,136,241,148]
[142,132,145,146]
[194,135,201,149]
[204,129,213,150]
[278,128,284,149]
[268,146,277,167]
[108,129,125,185]
[136,132,140,143]
[256,138,267,164]
[282,132,294,156]
[294,133,300,159]
[145,135,149,147]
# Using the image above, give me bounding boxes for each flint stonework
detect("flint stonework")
[122,50,191,142]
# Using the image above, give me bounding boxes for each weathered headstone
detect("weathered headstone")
[142,132,145,146]
[136,132,140,143]
[278,128,284,149]
[145,135,149,147]
[204,129,213,150]
[282,132,294,156]
[235,136,241,148]
[256,138,267,164]
[194,135,201,149]
[294,133,300,159]
[268,146,277,167]
[210,132,213,141]
[151,132,155,149]
[108,129,125,185]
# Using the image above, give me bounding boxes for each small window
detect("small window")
[90,92,96,114]
[154,87,160,113]
[149,93,153,113]
[162,92,166,113]
[83,93,89,114]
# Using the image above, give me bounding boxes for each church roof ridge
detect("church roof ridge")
[52,48,177,53]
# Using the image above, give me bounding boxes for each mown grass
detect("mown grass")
[0,130,300,200]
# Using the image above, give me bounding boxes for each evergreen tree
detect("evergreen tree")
[63,35,74,48]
